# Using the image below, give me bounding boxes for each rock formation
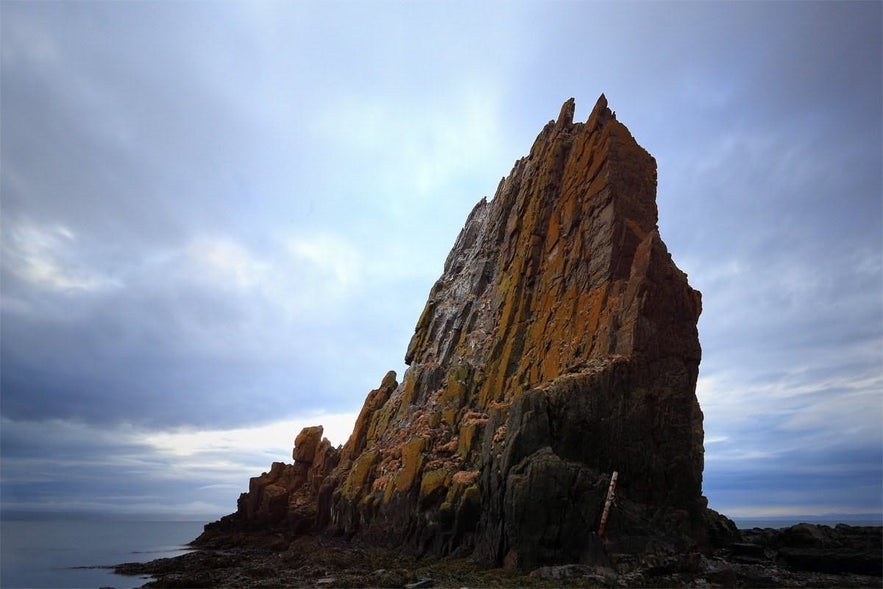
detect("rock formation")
[199,95,731,568]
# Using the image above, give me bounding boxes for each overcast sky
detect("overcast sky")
[1,1,880,521]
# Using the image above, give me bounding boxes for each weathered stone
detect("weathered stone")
[308,438,340,493]
[771,524,883,575]
[340,371,398,464]
[293,425,324,464]
[204,96,721,568]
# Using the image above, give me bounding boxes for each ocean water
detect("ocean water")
[0,517,206,589]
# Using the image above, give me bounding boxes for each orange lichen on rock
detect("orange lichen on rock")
[210,95,718,569]
[340,451,378,501]
[393,436,428,494]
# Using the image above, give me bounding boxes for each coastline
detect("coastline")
[115,521,883,588]
[732,516,883,530]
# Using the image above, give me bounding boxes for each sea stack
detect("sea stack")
[201,95,729,568]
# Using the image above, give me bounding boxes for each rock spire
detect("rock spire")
[199,95,728,568]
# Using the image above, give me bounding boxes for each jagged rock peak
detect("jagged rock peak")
[587,92,615,128]
[556,94,615,130]
[205,97,719,570]
[404,96,683,384]
[556,97,575,127]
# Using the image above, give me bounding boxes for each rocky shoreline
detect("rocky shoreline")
[115,522,881,588]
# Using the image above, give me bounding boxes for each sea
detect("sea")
[0,516,207,589]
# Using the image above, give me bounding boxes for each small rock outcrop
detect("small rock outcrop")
[199,95,730,568]
[206,425,341,538]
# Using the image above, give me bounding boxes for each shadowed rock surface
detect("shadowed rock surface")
[195,95,727,569]
[117,523,881,587]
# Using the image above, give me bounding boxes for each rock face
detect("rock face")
[231,424,340,536]
[200,95,723,568]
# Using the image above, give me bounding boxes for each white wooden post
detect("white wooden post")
[598,470,618,537]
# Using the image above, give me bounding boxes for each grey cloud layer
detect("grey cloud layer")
[1,1,880,517]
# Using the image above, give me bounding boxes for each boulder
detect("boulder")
[293,425,324,464]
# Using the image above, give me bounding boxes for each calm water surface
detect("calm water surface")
[1,518,206,589]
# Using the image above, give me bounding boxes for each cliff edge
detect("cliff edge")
[198,95,733,569]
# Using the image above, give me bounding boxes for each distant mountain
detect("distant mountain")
[734,513,883,529]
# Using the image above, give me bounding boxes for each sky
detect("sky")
[1,1,881,522]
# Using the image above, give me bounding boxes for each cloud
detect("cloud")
[699,365,883,516]
[0,218,416,428]
[313,88,507,200]
[660,25,883,518]
[142,411,357,459]
[706,448,883,519]
[0,1,880,519]
[0,412,356,517]
[1,222,123,295]
[186,237,269,292]
[283,233,365,304]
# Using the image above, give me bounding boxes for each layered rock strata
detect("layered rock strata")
[200,95,724,568]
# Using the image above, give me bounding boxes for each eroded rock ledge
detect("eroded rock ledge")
[119,523,882,587]
[198,95,729,569]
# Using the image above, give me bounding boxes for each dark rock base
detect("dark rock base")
[116,524,881,588]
